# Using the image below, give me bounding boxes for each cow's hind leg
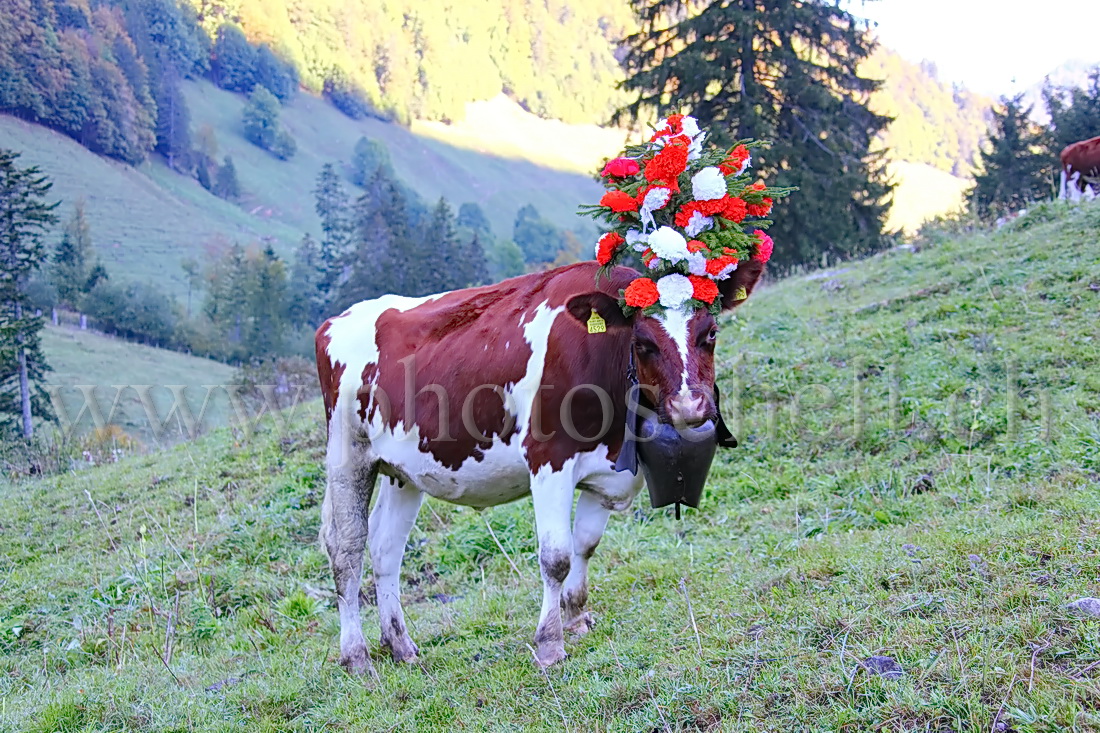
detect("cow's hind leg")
[321,448,378,676]
[530,472,577,667]
[561,491,611,635]
[368,476,424,663]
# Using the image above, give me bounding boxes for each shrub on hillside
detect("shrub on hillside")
[350,136,392,186]
[242,86,296,159]
[323,68,374,120]
[212,25,257,93]
[254,45,298,102]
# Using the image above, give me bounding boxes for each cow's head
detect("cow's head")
[567,260,765,428]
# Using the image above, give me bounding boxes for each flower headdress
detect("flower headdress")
[581,114,792,316]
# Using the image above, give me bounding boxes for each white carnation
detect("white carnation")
[681,116,700,138]
[626,228,647,252]
[646,226,690,263]
[688,131,706,161]
[656,273,693,309]
[684,211,714,238]
[687,252,708,276]
[640,187,672,232]
[691,167,727,201]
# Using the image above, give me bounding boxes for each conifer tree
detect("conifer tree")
[154,67,192,169]
[339,167,410,307]
[313,164,352,299]
[512,204,561,265]
[243,244,288,357]
[426,198,462,293]
[52,200,106,310]
[0,150,58,437]
[288,233,324,326]
[213,156,241,200]
[1044,68,1100,153]
[617,0,893,270]
[969,95,1052,220]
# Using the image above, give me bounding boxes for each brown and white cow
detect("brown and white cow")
[314,259,764,674]
[1060,135,1100,202]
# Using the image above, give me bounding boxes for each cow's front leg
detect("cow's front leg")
[530,472,576,667]
[368,476,424,663]
[561,491,611,635]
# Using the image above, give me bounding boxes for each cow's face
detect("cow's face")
[632,307,718,427]
[567,259,766,429]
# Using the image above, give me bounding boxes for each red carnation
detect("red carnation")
[753,229,774,263]
[601,157,641,178]
[720,196,748,223]
[666,113,684,134]
[645,140,690,185]
[596,232,624,265]
[706,254,738,277]
[675,201,704,228]
[686,239,706,253]
[600,190,639,213]
[624,278,659,308]
[689,275,719,304]
[719,144,751,175]
[747,197,773,217]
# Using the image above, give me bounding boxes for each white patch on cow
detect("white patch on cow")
[655,307,693,398]
[513,302,563,447]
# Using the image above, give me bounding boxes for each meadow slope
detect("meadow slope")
[2,202,1099,731]
[41,326,237,445]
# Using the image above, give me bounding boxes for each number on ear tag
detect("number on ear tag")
[733,286,748,301]
[587,309,606,334]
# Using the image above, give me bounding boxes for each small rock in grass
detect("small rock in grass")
[206,676,242,693]
[861,655,903,679]
[1066,597,1100,617]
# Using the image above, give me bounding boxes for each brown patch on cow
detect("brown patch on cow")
[357,362,378,423]
[314,323,345,430]
[1062,135,1100,193]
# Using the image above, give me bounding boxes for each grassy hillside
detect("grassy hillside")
[1,81,606,300]
[42,325,236,445]
[3,201,1098,730]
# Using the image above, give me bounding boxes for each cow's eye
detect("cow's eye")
[707,328,718,342]
[699,328,718,348]
[635,340,658,358]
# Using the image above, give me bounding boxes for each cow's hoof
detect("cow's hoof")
[534,644,567,668]
[339,644,377,678]
[563,612,595,636]
[383,635,420,664]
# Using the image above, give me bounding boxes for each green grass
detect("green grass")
[1,81,605,300]
[2,201,1100,731]
[41,325,236,444]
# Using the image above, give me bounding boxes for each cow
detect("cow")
[1059,135,1100,202]
[314,259,765,675]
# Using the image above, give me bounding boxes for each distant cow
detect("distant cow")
[314,260,763,674]
[1060,135,1100,202]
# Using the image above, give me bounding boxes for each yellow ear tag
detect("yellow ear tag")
[587,309,606,334]
[733,286,748,301]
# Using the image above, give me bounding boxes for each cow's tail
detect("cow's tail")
[1059,167,1067,201]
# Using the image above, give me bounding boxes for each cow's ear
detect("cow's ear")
[566,292,632,330]
[718,258,766,311]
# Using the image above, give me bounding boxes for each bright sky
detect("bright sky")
[845,0,1100,95]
